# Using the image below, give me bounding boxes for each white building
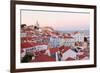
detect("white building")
[21,32,27,37]
[72,32,89,42]
[61,49,77,61]
[64,38,74,46]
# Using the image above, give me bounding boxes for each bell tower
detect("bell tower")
[34,20,39,30]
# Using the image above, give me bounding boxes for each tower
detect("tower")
[36,20,39,28]
[34,20,39,30]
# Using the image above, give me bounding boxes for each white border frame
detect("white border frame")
[15,4,94,69]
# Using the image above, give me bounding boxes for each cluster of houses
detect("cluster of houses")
[21,22,89,63]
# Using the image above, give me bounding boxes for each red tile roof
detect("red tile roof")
[49,48,59,54]
[49,46,70,54]
[21,42,37,48]
[21,42,48,49]
[31,54,56,62]
[59,46,70,53]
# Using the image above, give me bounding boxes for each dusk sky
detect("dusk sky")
[21,10,90,31]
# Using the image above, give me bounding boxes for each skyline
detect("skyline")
[21,10,90,31]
